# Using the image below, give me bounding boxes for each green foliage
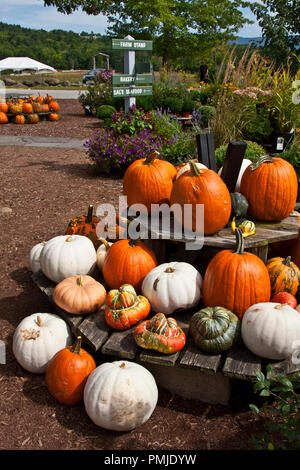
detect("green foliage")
[148,109,183,141]
[136,95,154,112]
[182,99,195,113]
[249,367,300,450]
[215,140,265,170]
[277,132,300,182]
[160,131,198,166]
[193,105,216,128]
[96,105,117,123]
[162,96,183,113]
[110,107,152,136]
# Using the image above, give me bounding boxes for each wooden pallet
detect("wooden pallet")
[32,269,300,383]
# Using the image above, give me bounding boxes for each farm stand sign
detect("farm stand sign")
[112,39,153,51]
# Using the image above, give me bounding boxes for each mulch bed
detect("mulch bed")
[0,102,275,451]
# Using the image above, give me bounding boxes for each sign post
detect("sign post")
[112,35,153,113]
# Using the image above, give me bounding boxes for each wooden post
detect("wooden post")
[196,132,216,171]
[123,35,136,113]
[220,141,247,192]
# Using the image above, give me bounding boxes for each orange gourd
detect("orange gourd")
[9,103,23,114]
[0,103,8,113]
[36,95,44,104]
[102,238,157,291]
[170,161,231,235]
[0,112,8,124]
[15,115,25,124]
[27,114,39,124]
[44,94,54,104]
[22,102,33,114]
[202,228,271,319]
[49,113,59,121]
[240,155,298,221]
[46,336,96,405]
[40,104,50,113]
[49,100,59,112]
[123,150,177,212]
[65,204,100,248]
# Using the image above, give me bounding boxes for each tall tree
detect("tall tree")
[43,0,254,67]
[251,0,300,66]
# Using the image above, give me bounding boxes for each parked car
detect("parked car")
[82,68,106,84]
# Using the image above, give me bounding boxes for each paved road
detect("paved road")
[0,135,86,149]
[1,88,86,99]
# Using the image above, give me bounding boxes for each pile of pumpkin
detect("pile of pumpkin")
[12,148,300,432]
[0,95,59,124]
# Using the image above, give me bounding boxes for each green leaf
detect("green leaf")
[249,404,260,414]
[260,389,271,397]
[267,442,275,450]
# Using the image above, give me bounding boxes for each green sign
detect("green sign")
[112,86,153,97]
[112,73,153,85]
[112,39,153,51]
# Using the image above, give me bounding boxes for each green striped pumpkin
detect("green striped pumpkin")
[190,306,240,353]
[266,256,300,296]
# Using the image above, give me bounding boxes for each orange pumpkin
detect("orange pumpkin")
[27,113,39,124]
[49,113,59,121]
[32,102,42,113]
[15,115,25,124]
[123,150,177,212]
[0,103,8,113]
[0,112,8,124]
[22,102,33,114]
[49,100,60,112]
[102,238,157,291]
[240,155,298,221]
[53,275,106,315]
[44,94,54,104]
[170,161,231,235]
[36,95,44,104]
[65,204,100,248]
[46,336,96,405]
[202,228,271,319]
[266,256,300,296]
[9,103,23,114]
[40,104,50,113]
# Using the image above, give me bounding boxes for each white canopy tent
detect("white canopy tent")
[0,57,56,73]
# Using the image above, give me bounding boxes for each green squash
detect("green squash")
[230,192,249,218]
[190,306,240,353]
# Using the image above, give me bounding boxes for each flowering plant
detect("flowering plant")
[110,106,152,136]
[84,128,162,174]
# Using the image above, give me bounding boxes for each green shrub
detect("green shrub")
[193,104,216,128]
[96,105,117,121]
[249,368,300,450]
[162,96,183,113]
[277,132,300,182]
[215,140,265,170]
[136,95,154,112]
[182,99,195,113]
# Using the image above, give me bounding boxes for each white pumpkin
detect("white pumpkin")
[84,360,158,431]
[28,241,47,273]
[13,313,72,373]
[218,158,252,192]
[176,161,207,179]
[241,302,300,360]
[39,235,97,283]
[141,261,202,315]
[96,239,112,270]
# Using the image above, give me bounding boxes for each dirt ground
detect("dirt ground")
[0,100,272,451]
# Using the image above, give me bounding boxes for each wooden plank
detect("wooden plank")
[220,141,247,192]
[196,132,216,171]
[179,338,222,374]
[31,270,84,332]
[77,307,111,352]
[265,357,300,379]
[248,245,269,263]
[101,327,138,359]
[222,344,262,381]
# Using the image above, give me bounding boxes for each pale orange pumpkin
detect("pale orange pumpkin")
[52,275,106,315]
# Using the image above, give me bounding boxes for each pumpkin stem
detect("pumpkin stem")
[274,304,288,310]
[283,256,291,267]
[251,155,274,171]
[66,236,73,242]
[99,238,110,251]
[144,150,160,165]
[120,362,126,369]
[77,276,83,286]
[36,315,43,327]
[189,160,203,176]
[165,267,175,273]
[233,228,245,254]
[71,336,82,354]
[86,205,93,224]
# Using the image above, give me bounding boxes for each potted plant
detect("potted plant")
[182,99,195,117]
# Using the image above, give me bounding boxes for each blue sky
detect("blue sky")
[0,0,262,37]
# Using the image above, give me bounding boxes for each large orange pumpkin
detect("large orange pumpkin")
[202,228,271,319]
[15,115,25,124]
[49,100,60,112]
[22,102,33,114]
[266,255,300,296]
[240,155,298,221]
[46,336,96,405]
[102,238,157,291]
[123,150,177,212]
[170,161,231,235]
